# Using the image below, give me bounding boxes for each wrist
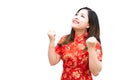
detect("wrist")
[49,40,55,46]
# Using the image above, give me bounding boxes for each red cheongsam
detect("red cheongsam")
[55,33,102,80]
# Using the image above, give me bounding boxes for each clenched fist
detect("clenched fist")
[47,30,56,41]
[86,37,97,48]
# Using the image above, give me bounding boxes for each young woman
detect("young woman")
[47,7,103,80]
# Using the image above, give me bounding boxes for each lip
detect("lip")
[72,19,79,24]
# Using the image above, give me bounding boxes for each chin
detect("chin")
[72,22,79,26]
[72,25,79,29]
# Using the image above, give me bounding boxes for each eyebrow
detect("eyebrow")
[80,12,86,15]
[77,11,86,15]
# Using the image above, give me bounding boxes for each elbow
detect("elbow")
[92,66,102,76]
[48,54,60,66]
[49,62,56,66]
[49,59,59,66]
[92,72,99,76]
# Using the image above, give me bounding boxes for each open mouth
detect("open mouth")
[72,19,79,24]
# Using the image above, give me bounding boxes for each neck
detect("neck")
[75,29,87,36]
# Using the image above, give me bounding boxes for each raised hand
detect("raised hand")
[47,30,56,41]
[86,36,97,49]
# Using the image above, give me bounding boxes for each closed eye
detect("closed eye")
[81,15,85,18]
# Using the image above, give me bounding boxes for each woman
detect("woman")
[47,7,103,80]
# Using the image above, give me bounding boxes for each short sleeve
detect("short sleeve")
[55,45,62,55]
[55,35,66,55]
[95,42,103,61]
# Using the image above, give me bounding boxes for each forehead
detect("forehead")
[77,9,88,15]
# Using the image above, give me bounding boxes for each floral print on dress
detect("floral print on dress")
[55,33,102,80]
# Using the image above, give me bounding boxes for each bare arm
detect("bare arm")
[86,37,102,76]
[47,30,61,66]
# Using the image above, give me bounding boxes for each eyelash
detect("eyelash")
[81,15,85,18]
[75,13,85,18]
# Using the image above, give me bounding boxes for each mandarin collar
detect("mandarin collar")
[74,32,88,43]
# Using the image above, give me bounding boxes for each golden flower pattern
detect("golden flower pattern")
[55,33,102,80]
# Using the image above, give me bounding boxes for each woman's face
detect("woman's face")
[71,9,89,30]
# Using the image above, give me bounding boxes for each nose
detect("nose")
[75,14,80,18]
[73,15,79,20]
[73,16,79,20]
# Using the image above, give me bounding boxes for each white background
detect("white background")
[0,0,120,80]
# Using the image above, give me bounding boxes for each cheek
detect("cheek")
[71,20,89,29]
[80,20,89,27]
[78,23,89,29]
[79,19,88,23]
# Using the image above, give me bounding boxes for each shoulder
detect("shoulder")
[58,35,67,43]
